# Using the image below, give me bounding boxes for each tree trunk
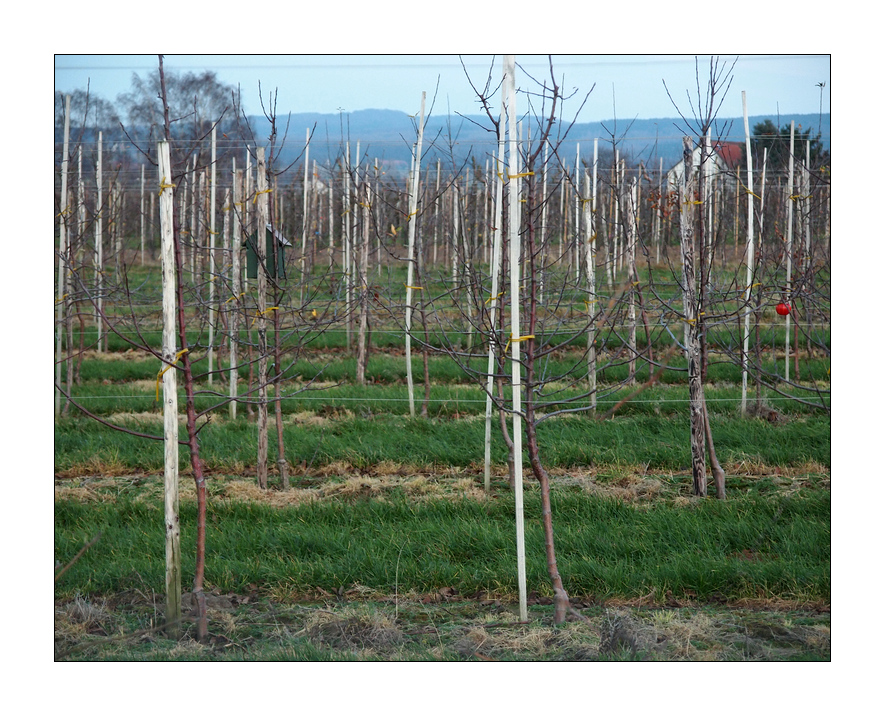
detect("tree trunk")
[679,137,707,497]
[525,416,570,623]
[703,403,726,499]
[524,151,570,624]
[273,304,288,489]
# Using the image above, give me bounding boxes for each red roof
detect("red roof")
[713,141,743,169]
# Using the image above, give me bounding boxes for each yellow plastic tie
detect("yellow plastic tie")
[505,333,535,352]
[509,171,535,179]
[225,292,245,304]
[252,188,273,204]
[155,348,189,400]
[485,291,504,305]
[405,284,423,291]
[158,177,176,196]
[251,306,279,326]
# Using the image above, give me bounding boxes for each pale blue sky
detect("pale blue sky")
[55,54,830,125]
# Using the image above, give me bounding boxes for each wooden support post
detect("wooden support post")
[95,132,104,352]
[208,126,217,386]
[55,94,71,415]
[140,164,146,265]
[504,55,528,623]
[157,140,182,637]
[405,92,426,419]
[740,91,755,416]
[357,181,372,385]
[586,138,598,411]
[256,147,269,489]
[484,134,505,492]
[785,122,795,382]
[301,127,310,306]
[229,162,241,420]
[626,177,638,384]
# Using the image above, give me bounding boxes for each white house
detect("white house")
[666,139,743,190]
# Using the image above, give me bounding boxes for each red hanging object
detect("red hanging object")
[776,302,791,316]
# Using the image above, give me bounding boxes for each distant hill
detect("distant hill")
[245,109,831,177]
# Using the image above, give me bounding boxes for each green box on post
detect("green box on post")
[244,223,291,280]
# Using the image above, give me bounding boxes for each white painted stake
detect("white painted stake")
[740,91,755,415]
[157,140,182,636]
[539,141,548,303]
[96,132,103,352]
[256,147,269,489]
[208,126,217,386]
[785,122,795,382]
[504,55,528,623]
[574,143,581,281]
[484,115,506,492]
[405,92,426,419]
[327,159,334,267]
[229,160,241,420]
[585,138,598,410]
[301,127,310,304]
[140,164,145,265]
[655,157,663,264]
[433,159,441,265]
[626,178,638,384]
[56,94,71,415]
[77,147,86,253]
[344,143,352,351]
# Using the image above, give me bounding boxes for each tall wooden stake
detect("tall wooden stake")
[140,164,146,265]
[484,120,506,492]
[229,161,241,420]
[405,92,426,419]
[55,94,71,415]
[256,147,269,489]
[301,127,310,305]
[585,138,598,411]
[785,121,795,382]
[504,55,528,622]
[157,140,182,637]
[208,126,217,386]
[740,91,755,415]
[357,180,372,385]
[626,177,638,384]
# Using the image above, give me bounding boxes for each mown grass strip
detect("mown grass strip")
[54,411,831,475]
[54,488,829,604]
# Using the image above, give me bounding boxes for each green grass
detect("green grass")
[54,409,831,475]
[55,483,829,604]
